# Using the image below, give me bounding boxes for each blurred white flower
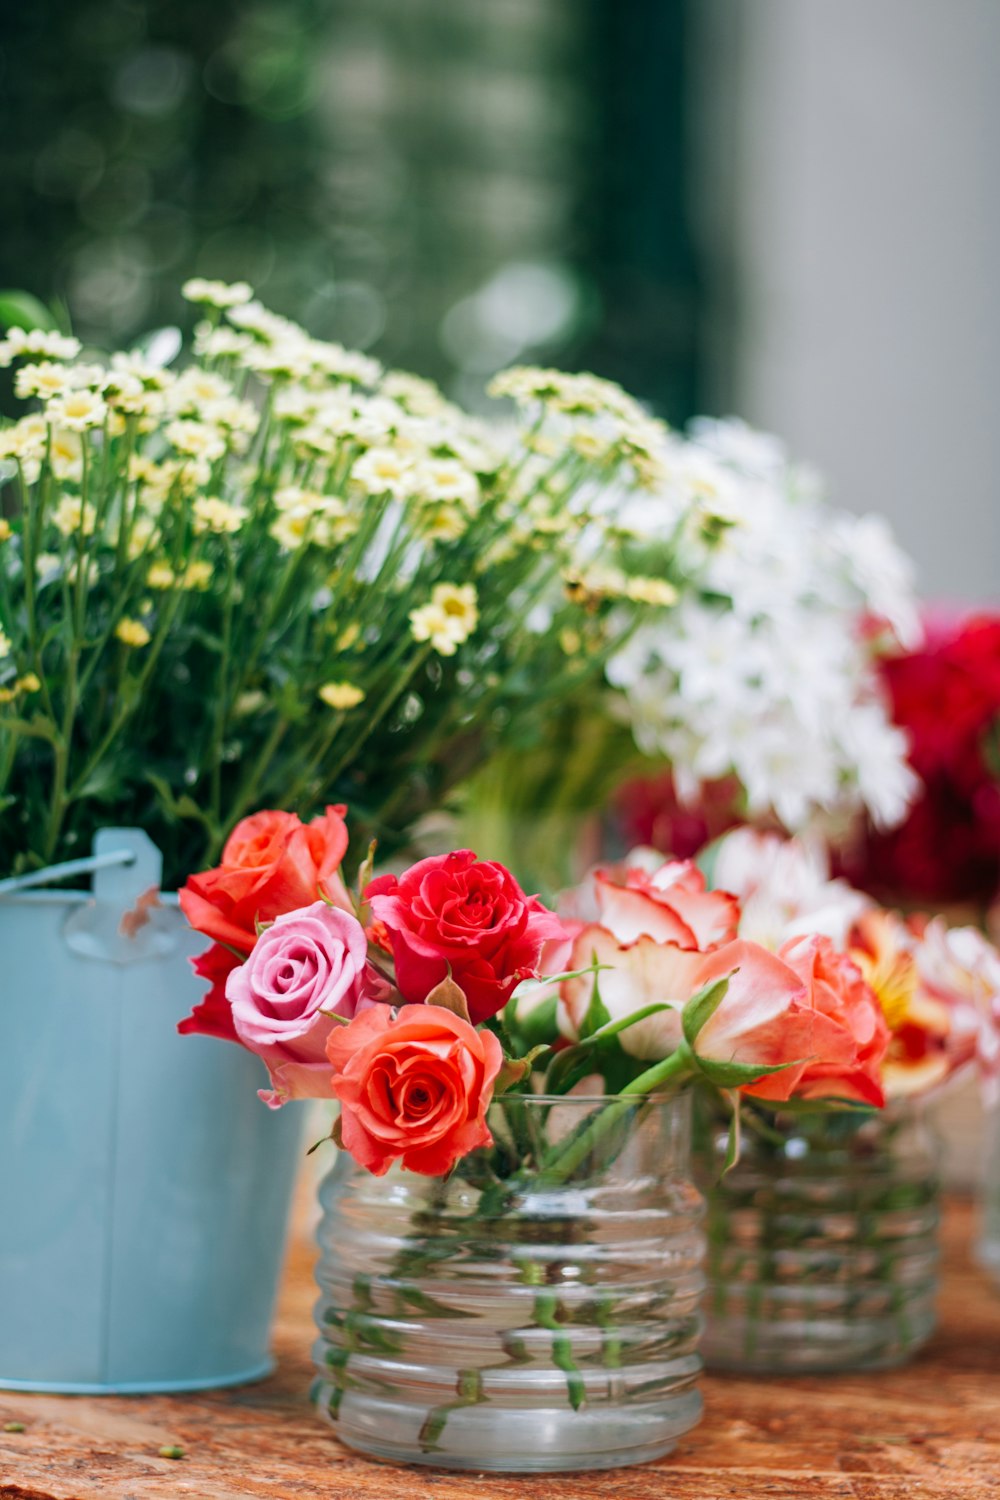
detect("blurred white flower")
[606,418,921,834]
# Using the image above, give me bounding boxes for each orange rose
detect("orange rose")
[327,1004,504,1176]
[179,806,350,955]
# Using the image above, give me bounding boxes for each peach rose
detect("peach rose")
[594,858,739,949]
[561,928,813,1067]
[327,1004,504,1176]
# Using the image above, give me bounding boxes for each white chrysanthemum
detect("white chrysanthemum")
[192,496,245,535]
[0,328,82,365]
[605,418,921,834]
[712,829,871,950]
[308,341,381,388]
[192,322,254,361]
[181,278,254,309]
[350,446,417,500]
[46,389,107,431]
[166,419,227,463]
[414,457,480,512]
[409,583,478,655]
[52,496,97,537]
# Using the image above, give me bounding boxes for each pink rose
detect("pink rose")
[365,850,567,1023]
[327,1003,504,1176]
[686,938,854,1099]
[226,901,386,1107]
[594,858,739,949]
[560,924,693,1059]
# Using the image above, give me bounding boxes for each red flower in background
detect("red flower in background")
[840,614,1000,906]
[615,772,745,862]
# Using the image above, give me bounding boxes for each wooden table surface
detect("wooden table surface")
[2,1197,998,1500]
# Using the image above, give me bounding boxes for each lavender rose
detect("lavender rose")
[226,901,386,1107]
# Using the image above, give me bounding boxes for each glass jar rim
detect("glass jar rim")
[492,1091,684,1106]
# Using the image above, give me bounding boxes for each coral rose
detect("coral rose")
[365,850,567,1023]
[761,934,891,1105]
[327,1004,503,1176]
[179,805,350,956]
[226,901,388,1107]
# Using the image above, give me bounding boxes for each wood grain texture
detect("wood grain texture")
[1,1198,998,1500]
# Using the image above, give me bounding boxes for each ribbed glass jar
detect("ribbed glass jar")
[313,1092,705,1471]
[694,1098,942,1374]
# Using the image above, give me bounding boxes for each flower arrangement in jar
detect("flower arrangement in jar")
[690,828,1000,1371]
[178,806,891,1470]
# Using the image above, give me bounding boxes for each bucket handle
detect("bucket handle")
[0,848,136,897]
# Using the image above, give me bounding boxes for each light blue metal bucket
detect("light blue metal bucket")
[0,828,304,1393]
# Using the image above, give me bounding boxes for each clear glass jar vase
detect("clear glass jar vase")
[313,1092,705,1472]
[694,1097,942,1373]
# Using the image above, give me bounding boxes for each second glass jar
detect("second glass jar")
[694,1097,942,1374]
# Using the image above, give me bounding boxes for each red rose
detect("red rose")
[177,942,242,1043]
[178,806,350,955]
[365,850,567,1023]
[327,1003,503,1176]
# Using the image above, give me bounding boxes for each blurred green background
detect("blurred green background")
[0,0,703,421]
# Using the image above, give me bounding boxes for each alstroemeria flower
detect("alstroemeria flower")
[851,909,987,1099]
[915,917,1000,1103]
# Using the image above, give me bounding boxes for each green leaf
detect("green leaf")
[2,715,59,746]
[578,962,611,1041]
[585,1002,675,1049]
[508,990,558,1050]
[543,1042,600,1096]
[0,290,58,333]
[145,773,216,830]
[72,760,124,804]
[692,1054,805,1088]
[494,1044,550,1096]
[681,974,732,1049]
[720,1089,742,1176]
[357,839,378,897]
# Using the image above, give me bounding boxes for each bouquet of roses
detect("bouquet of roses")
[178,805,825,1153]
[177,803,973,1194]
[708,827,1000,1103]
[186,807,990,1453]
